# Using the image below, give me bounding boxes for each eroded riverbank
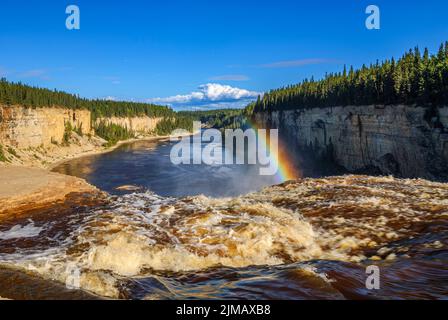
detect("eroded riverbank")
[0,166,101,218]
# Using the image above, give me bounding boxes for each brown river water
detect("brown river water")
[0,140,447,300]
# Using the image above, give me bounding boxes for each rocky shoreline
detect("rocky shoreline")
[0,166,100,218]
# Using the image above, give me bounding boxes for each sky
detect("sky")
[1,0,447,110]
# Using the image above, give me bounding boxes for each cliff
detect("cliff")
[0,105,167,168]
[0,105,92,148]
[254,105,448,181]
[95,116,162,134]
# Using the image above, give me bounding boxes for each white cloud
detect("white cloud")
[103,96,117,101]
[147,83,261,109]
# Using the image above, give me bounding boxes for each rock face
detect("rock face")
[254,105,448,180]
[95,116,162,134]
[0,105,92,148]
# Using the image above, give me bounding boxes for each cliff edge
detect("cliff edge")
[254,105,448,180]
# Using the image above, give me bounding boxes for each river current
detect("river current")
[0,139,446,299]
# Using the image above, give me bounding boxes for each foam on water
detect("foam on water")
[0,175,447,298]
[0,221,43,240]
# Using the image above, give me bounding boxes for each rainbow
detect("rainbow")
[246,119,300,183]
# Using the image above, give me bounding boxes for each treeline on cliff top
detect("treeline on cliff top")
[0,78,174,119]
[93,117,195,146]
[155,117,195,135]
[249,41,448,113]
[178,109,250,130]
[94,121,136,147]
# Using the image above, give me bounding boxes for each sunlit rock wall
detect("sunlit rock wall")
[95,116,163,134]
[0,105,92,148]
[254,105,448,180]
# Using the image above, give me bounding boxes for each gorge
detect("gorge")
[0,41,448,300]
[253,105,448,181]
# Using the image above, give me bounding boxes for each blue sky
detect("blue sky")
[1,0,447,110]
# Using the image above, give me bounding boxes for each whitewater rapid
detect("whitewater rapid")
[0,175,447,299]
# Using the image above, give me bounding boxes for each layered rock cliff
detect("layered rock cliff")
[254,105,448,181]
[95,116,162,134]
[0,105,92,148]
[0,105,164,150]
[0,106,167,167]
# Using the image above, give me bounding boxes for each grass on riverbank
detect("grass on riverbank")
[0,145,7,162]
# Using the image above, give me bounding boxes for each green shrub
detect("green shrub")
[0,145,6,162]
[74,124,83,136]
[155,117,194,135]
[63,122,73,145]
[7,146,20,158]
[94,121,135,147]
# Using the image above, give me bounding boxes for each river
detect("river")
[0,138,446,300]
[52,137,284,197]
